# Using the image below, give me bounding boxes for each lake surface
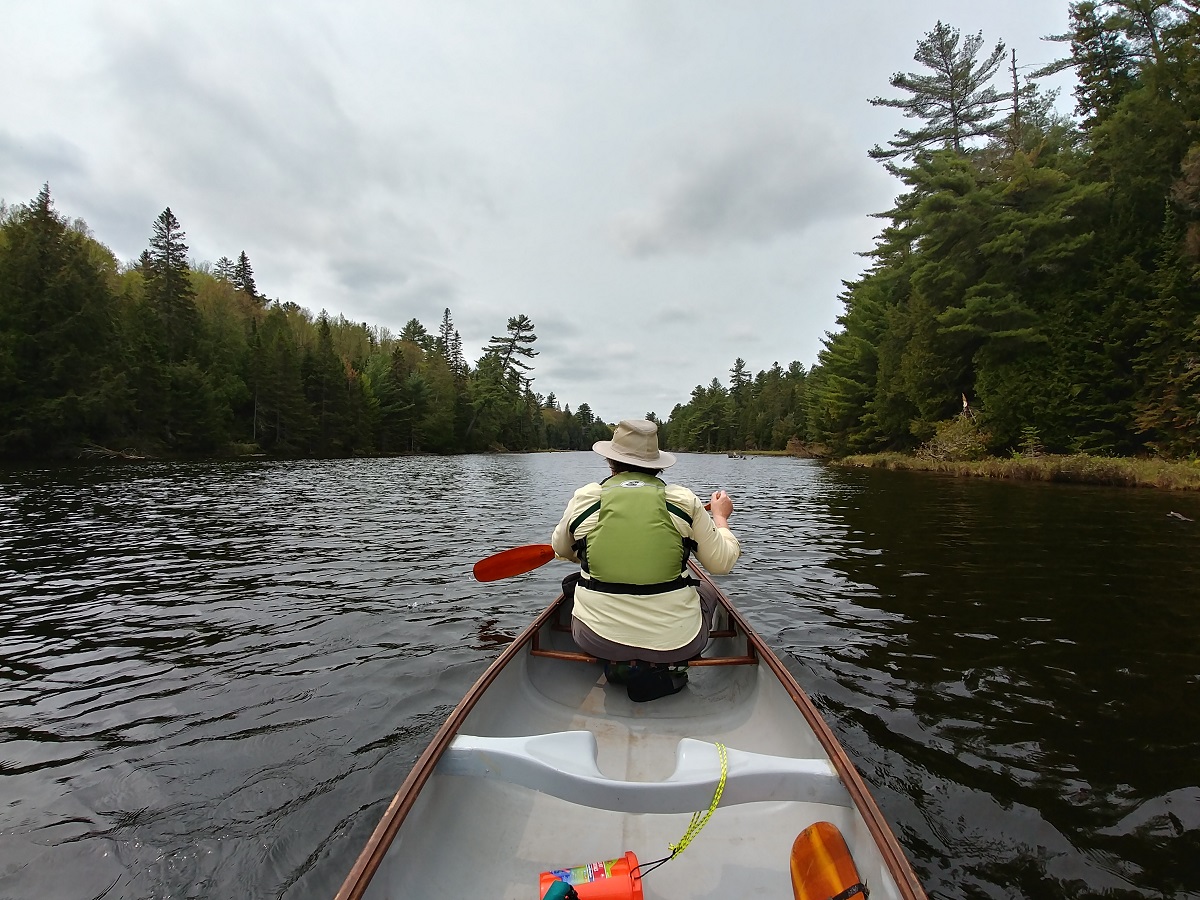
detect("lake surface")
[1,453,1198,899]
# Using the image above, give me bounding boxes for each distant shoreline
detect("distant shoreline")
[829,452,1200,491]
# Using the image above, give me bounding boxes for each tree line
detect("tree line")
[5,2,1197,463]
[664,1,1200,459]
[0,193,612,459]
[659,358,810,454]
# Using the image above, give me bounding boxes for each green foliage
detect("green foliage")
[837,450,1200,491]
[10,8,1200,463]
[664,361,806,453]
[916,416,992,462]
[0,186,126,455]
[869,21,1007,162]
[464,314,540,449]
[233,251,257,300]
[0,192,606,460]
[485,314,538,386]
[798,8,1200,462]
[1131,206,1200,453]
[1016,425,1046,458]
[145,207,198,365]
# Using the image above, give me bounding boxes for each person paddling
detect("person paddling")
[551,419,741,700]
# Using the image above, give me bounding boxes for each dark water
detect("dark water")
[1,455,1197,900]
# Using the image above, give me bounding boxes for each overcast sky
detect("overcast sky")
[2,1,1076,421]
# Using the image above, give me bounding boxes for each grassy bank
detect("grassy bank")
[833,452,1200,491]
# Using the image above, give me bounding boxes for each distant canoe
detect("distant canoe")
[335,565,927,900]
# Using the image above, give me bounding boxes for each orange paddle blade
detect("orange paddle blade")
[473,544,556,582]
[790,821,866,900]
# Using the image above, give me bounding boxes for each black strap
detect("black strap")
[578,574,699,595]
[829,883,870,900]
[569,500,601,533]
[665,500,693,525]
[681,536,697,570]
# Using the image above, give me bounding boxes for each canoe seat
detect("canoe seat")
[437,731,852,814]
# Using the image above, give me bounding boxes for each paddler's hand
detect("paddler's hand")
[709,490,733,528]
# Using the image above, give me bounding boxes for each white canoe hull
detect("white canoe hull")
[337,568,926,900]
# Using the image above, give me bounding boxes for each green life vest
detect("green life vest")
[573,473,698,594]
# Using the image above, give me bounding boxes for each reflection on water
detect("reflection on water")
[759,466,1200,900]
[1,455,1197,899]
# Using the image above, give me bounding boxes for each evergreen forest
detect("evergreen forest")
[2,2,1198,463]
[666,2,1200,459]
[0,195,614,459]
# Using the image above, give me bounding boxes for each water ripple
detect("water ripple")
[2,456,1198,899]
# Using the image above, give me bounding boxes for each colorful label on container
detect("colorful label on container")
[548,858,617,885]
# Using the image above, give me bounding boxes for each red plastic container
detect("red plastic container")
[538,850,643,899]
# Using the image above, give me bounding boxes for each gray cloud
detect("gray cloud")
[0,131,85,196]
[615,114,873,257]
[2,1,1075,420]
[330,256,412,295]
[89,4,499,321]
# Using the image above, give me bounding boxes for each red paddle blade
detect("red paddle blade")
[473,544,556,582]
[790,821,863,900]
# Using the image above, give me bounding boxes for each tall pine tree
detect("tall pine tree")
[0,186,124,456]
[869,21,1008,164]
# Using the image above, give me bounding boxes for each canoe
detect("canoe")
[335,564,928,900]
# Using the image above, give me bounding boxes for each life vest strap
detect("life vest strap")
[578,573,699,595]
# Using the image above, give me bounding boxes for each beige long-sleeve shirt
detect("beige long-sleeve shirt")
[551,481,741,651]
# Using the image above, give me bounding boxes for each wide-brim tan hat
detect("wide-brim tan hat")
[592,418,676,469]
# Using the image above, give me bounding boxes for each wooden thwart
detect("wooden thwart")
[529,647,757,666]
[531,622,756,666]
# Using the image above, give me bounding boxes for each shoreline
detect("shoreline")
[829,452,1200,491]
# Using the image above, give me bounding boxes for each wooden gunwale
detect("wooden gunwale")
[334,567,927,900]
[689,567,927,900]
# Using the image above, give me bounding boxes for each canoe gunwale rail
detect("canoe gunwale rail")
[333,564,929,900]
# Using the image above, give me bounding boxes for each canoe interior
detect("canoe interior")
[358,594,915,900]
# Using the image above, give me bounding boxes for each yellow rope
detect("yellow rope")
[668,742,728,857]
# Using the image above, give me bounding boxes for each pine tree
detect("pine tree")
[870,21,1007,164]
[213,256,235,283]
[1039,1,1195,126]
[304,312,350,455]
[484,314,538,387]
[729,358,751,397]
[145,207,198,365]
[576,403,595,430]
[417,348,458,452]
[449,329,465,376]
[233,251,257,299]
[247,305,311,452]
[0,185,124,456]
[436,308,454,360]
[400,318,433,350]
[728,357,752,448]
[436,307,467,375]
[1132,208,1200,452]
